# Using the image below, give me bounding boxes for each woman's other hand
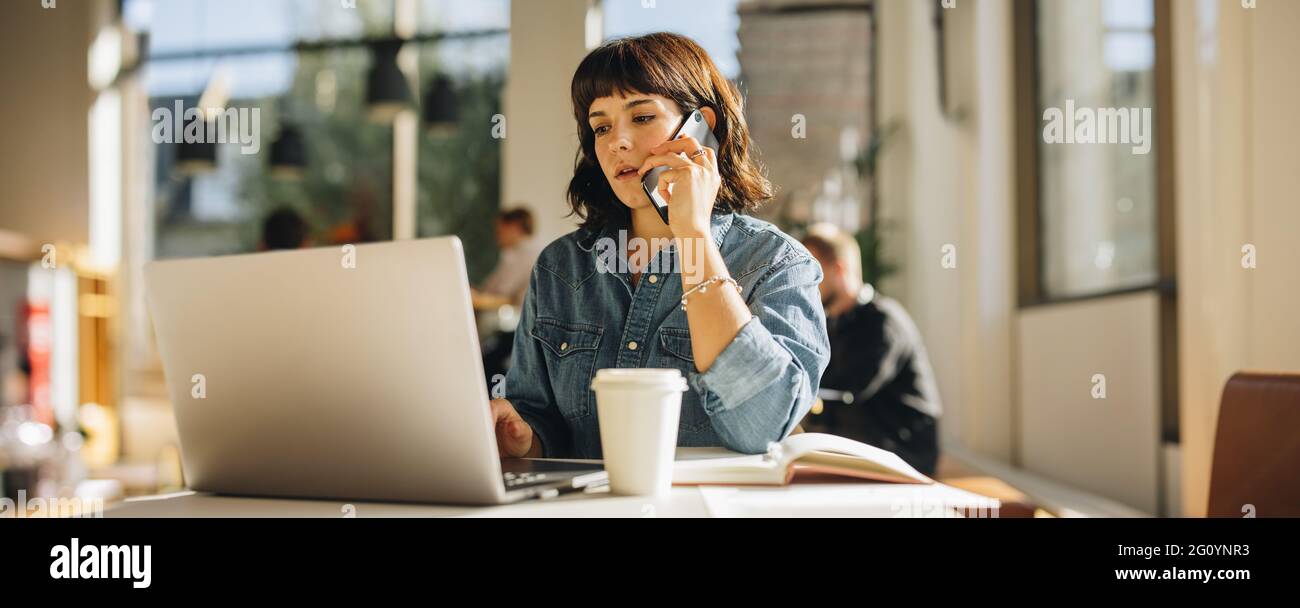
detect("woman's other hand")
[489,398,543,458]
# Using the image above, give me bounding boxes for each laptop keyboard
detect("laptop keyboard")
[500,460,606,490]
[502,471,549,488]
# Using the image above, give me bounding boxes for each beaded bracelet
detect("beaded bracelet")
[680,275,741,311]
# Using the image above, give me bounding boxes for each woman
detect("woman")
[490,32,829,458]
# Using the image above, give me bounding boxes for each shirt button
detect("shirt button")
[560,342,568,351]
[647,275,658,284]
[627,341,638,351]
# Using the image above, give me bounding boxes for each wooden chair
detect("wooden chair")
[1206,371,1300,517]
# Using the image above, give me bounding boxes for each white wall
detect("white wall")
[1017,292,1163,514]
[1173,0,1300,517]
[501,0,598,245]
[876,0,1017,460]
[0,1,94,246]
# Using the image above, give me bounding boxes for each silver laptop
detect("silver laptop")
[144,237,605,505]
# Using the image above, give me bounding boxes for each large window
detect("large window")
[412,17,508,282]
[127,0,508,281]
[1017,0,1178,441]
[1032,0,1160,300]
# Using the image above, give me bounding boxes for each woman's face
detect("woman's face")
[586,92,685,211]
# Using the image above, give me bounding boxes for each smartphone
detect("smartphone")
[642,109,720,225]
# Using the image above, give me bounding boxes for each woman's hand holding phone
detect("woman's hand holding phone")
[637,135,721,239]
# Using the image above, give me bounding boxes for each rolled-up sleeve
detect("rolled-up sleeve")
[503,268,573,457]
[686,253,830,454]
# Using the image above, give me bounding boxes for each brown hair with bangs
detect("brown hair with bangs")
[566,32,772,231]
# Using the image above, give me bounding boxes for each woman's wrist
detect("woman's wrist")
[671,227,714,257]
[670,221,711,242]
[675,231,719,288]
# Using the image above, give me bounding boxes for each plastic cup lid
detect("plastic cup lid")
[590,368,688,391]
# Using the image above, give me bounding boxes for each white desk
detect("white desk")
[106,482,1000,518]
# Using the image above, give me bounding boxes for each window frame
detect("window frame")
[1013,0,1176,309]
[1012,0,1180,448]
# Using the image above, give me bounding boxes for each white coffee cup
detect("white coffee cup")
[590,368,688,496]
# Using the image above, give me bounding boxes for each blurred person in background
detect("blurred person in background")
[801,223,942,475]
[472,207,543,309]
[259,207,312,251]
[475,207,544,384]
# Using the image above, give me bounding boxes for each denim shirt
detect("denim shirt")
[504,209,830,459]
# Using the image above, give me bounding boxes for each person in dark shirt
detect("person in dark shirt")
[801,224,942,475]
[260,207,311,251]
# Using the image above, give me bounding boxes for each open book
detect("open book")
[672,433,933,486]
